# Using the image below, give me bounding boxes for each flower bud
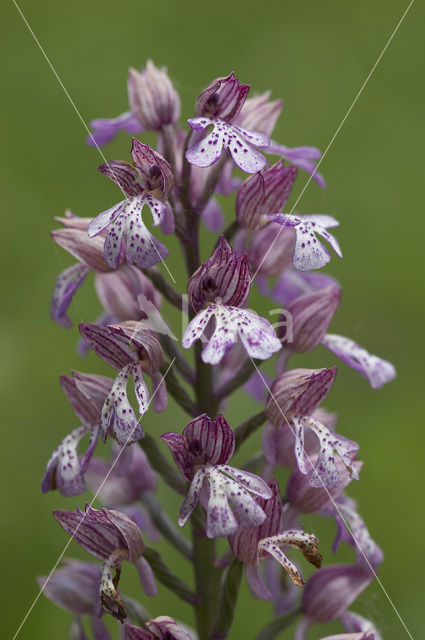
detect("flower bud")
[287,457,363,513]
[52,228,111,272]
[95,265,161,323]
[187,236,251,312]
[195,72,249,121]
[37,561,101,615]
[246,221,296,277]
[301,564,374,623]
[236,161,297,230]
[265,367,337,427]
[282,284,341,352]
[235,91,283,137]
[128,61,180,130]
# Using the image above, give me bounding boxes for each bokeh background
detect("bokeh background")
[1,1,423,638]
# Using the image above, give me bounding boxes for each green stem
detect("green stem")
[234,410,267,453]
[210,559,243,639]
[222,220,239,243]
[160,335,196,385]
[256,609,303,640]
[191,512,221,640]
[142,267,183,310]
[215,358,261,404]
[160,362,200,416]
[140,492,193,561]
[139,433,186,495]
[143,547,198,605]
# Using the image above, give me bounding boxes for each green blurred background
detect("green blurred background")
[1,1,423,638]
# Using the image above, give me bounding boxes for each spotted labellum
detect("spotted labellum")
[39,63,394,640]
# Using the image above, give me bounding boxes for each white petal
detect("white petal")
[181,306,215,349]
[178,468,205,527]
[218,465,272,499]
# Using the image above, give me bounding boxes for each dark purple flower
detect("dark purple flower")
[236,161,297,230]
[79,321,165,445]
[194,72,249,121]
[187,236,250,312]
[162,414,272,538]
[267,213,342,271]
[127,61,181,130]
[54,505,156,620]
[265,368,359,488]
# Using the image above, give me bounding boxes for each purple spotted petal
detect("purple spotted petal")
[297,416,359,489]
[42,425,96,497]
[204,467,239,538]
[268,213,342,271]
[182,304,281,365]
[186,129,224,167]
[88,200,127,238]
[186,117,268,174]
[232,124,270,148]
[322,334,396,388]
[178,467,205,527]
[99,195,168,270]
[51,263,89,328]
[100,363,146,446]
[86,111,143,148]
[218,465,272,499]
